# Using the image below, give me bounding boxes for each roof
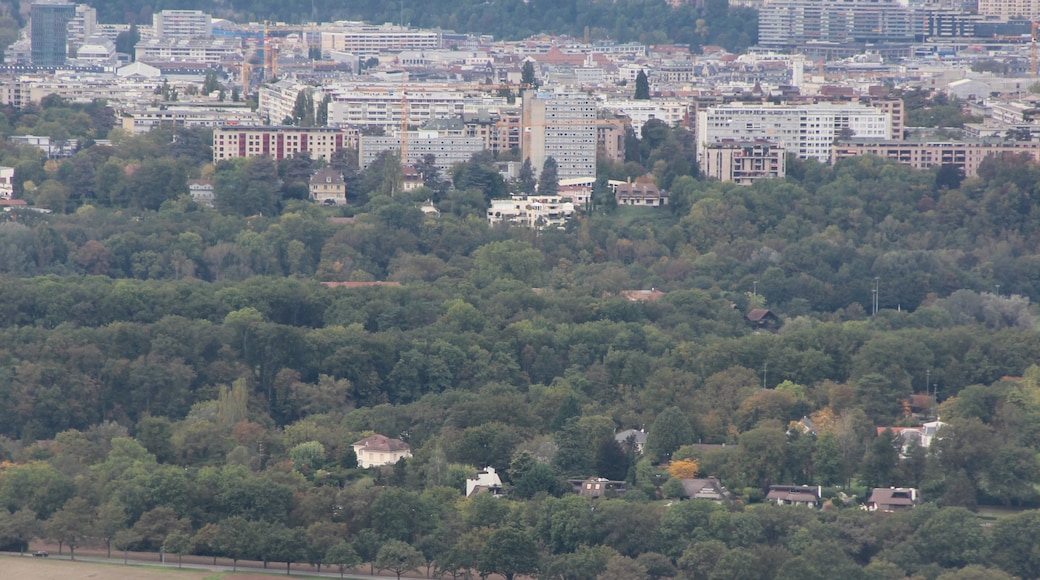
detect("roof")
[615,428,647,445]
[615,182,663,198]
[620,289,665,302]
[310,168,345,185]
[352,434,410,452]
[746,308,776,322]
[680,478,726,498]
[766,485,821,503]
[867,488,916,506]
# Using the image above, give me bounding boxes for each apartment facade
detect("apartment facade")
[320,23,441,57]
[136,38,241,64]
[122,105,263,134]
[702,140,787,186]
[212,126,360,162]
[831,139,1040,177]
[358,132,485,174]
[977,0,1040,20]
[487,195,575,229]
[696,103,891,163]
[153,10,212,40]
[522,90,597,181]
[759,0,914,47]
[325,89,467,132]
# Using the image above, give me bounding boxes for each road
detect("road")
[1,551,412,580]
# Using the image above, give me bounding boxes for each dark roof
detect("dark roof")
[766,485,821,503]
[680,478,727,499]
[309,168,345,185]
[867,488,916,506]
[746,308,776,322]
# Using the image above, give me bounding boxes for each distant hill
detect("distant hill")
[88,0,757,52]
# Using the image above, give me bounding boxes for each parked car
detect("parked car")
[33,550,48,557]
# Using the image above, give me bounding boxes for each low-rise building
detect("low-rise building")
[487,195,575,229]
[309,168,346,206]
[0,166,13,199]
[679,478,730,502]
[866,488,918,512]
[766,485,821,508]
[188,178,214,207]
[831,139,1040,178]
[352,434,412,468]
[212,126,359,162]
[702,140,786,186]
[122,104,262,134]
[614,181,669,206]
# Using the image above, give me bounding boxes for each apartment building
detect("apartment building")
[522,90,597,181]
[67,4,96,55]
[358,131,485,174]
[596,116,628,163]
[759,0,914,47]
[212,126,360,162]
[696,103,891,163]
[977,0,1040,20]
[320,23,441,57]
[136,38,241,64]
[487,195,575,229]
[702,140,787,186]
[325,88,467,131]
[122,104,263,134]
[831,139,1040,177]
[153,10,212,40]
[600,99,692,135]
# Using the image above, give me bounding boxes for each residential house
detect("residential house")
[615,428,647,454]
[309,168,347,206]
[876,419,947,454]
[401,166,424,192]
[0,166,13,199]
[575,477,628,498]
[188,179,214,207]
[614,181,668,207]
[766,485,821,507]
[866,488,918,512]
[679,478,730,503]
[466,466,504,497]
[352,434,412,468]
[746,308,779,330]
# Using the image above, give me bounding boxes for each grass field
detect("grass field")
[0,555,293,580]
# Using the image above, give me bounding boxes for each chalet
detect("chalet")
[614,181,668,207]
[352,434,411,468]
[746,308,779,330]
[866,488,918,512]
[766,485,821,508]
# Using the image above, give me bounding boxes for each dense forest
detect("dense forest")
[4,95,1040,579]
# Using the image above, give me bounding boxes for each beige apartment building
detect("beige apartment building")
[831,139,1040,177]
[212,126,359,162]
[977,0,1040,20]
[703,140,787,186]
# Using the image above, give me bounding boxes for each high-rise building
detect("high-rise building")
[31,1,76,67]
[153,9,212,41]
[67,4,96,57]
[759,0,914,47]
[522,90,597,181]
[695,103,891,163]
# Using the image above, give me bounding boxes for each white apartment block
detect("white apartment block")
[258,80,309,126]
[0,73,159,106]
[759,0,914,46]
[0,166,13,199]
[153,10,212,40]
[522,90,597,181]
[359,131,485,174]
[136,38,240,64]
[487,195,575,229]
[696,103,891,163]
[122,104,263,134]
[326,89,467,131]
[600,99,691,135]
[320,23,441,57]
[212,126,360,162]
[977,0,1040,20]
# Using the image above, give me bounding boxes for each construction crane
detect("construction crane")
[1032,21,1038,78]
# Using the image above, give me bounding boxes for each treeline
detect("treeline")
[80,0,756,52]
